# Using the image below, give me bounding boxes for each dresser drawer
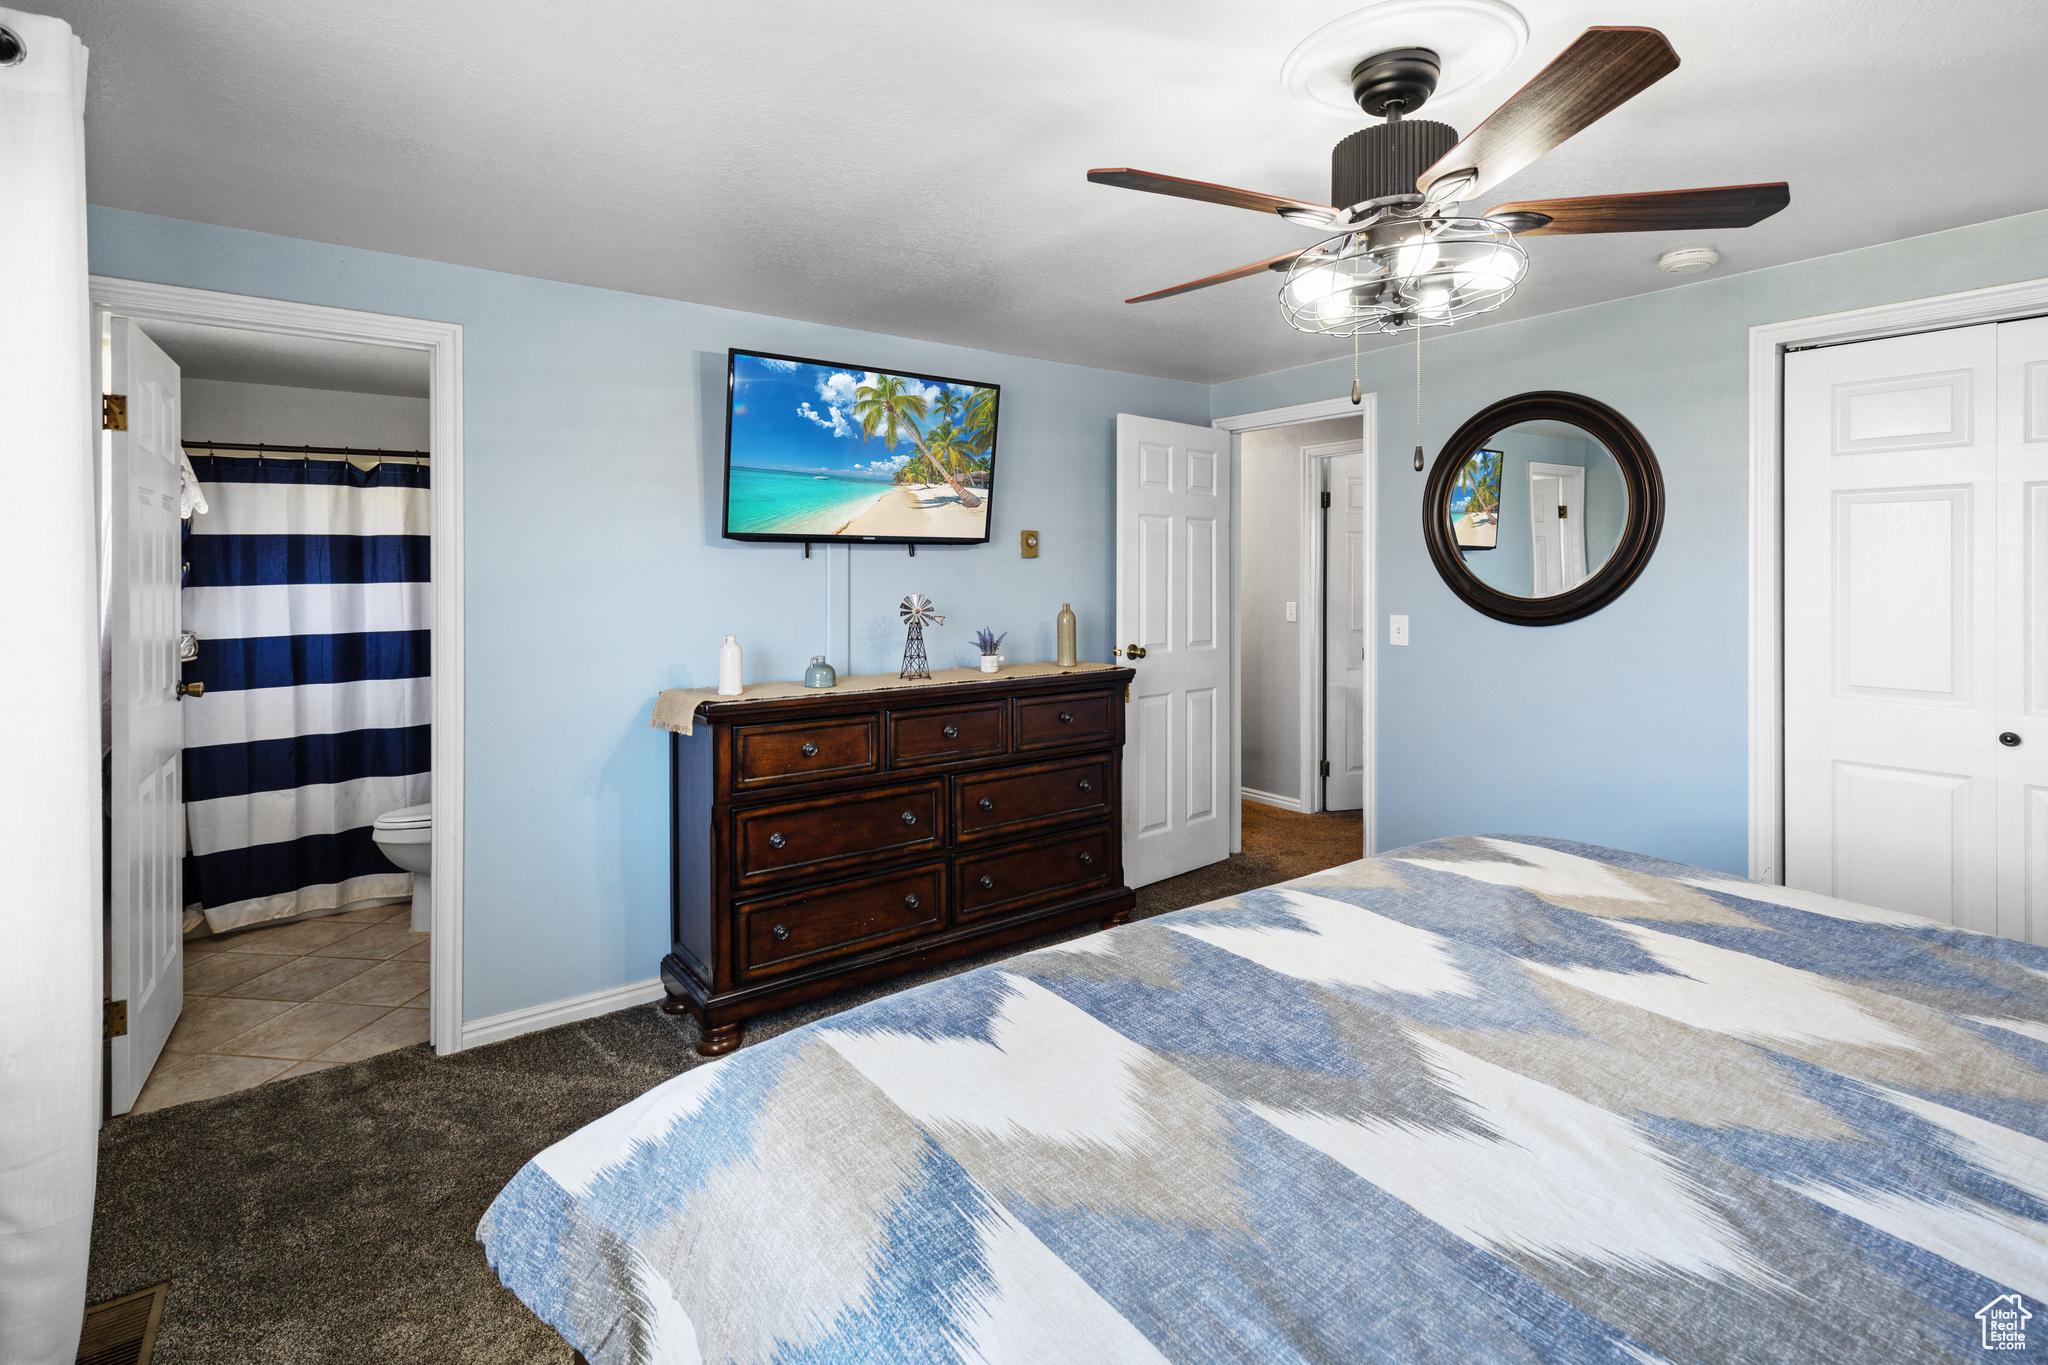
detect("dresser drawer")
[1015,690,1115,751]
[734,781,944,886]
[954,755,1110,843]
[738,864,945,980]
[889,701,1009,768]
[955,825,1113,921]
[732,715,878,791]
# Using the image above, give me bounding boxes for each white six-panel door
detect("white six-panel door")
[107,317,188,1112]
[1116,415,1231,888]
[1784,319,2048,943]
[1322,453,1367,813]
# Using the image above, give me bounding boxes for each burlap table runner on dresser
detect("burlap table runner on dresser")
[651,661,1120,736]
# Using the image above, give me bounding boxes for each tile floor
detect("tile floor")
[131,900,429,1114]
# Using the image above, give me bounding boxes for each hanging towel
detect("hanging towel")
[178,447,209,519]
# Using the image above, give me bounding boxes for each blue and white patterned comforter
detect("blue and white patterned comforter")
[479,837,2048,1364]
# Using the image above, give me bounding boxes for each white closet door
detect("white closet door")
[1784,324,2000,932]
[1994,315,2048,945]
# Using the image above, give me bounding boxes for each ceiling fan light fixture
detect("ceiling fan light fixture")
[1280,218,1524,337]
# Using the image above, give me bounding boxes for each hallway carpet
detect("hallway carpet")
[85,804,1363,1363]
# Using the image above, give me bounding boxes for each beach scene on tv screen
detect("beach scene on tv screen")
[726,353,995,540]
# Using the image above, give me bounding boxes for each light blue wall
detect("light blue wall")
[87,208,1207,1021]
[1213,207,2048,874]
[95,202,2048,1018]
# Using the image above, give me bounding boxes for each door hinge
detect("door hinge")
[102,394,128,431]
[104,1000,128,1039]
[1320,491,1331,508]
[1320,759,1332,777]
[1558,504,1568,518]
[1124,685,1130,703]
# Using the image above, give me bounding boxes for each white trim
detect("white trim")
[1299,439,1365,815]
[1747,274,2048,884]
[459,977,666,1051]
[1213,396,1376,856]
[89,277,470,1053]
[1242,786,1305,813]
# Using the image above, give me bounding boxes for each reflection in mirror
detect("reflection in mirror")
[1449,420,1631,600]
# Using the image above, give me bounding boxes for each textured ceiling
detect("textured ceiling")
[138,320,430,396]
[44,0,2048,383]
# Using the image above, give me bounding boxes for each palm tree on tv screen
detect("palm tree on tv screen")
[853,375,983,509]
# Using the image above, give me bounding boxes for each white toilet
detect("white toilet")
[371,803,432,932]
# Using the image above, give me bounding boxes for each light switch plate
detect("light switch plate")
[1285,601,1297,622]
[1020,530,1039,558]
[1389,614,1409,646]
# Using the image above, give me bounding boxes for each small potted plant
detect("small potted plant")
[973,627,1007,674]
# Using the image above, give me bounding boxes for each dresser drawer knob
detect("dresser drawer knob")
[942,724,959,739]
[904,893,920,910]
[771,923,790,941]
[978,797,994,811]
[901,810,919,826]
[979,875,995,890]
[1078,778,1092,792]
[1058,712,1074,724]
[767,832,786,849]
[800,741,818,757]
[1079,851,1094,865]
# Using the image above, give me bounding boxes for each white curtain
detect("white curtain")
[0,11,98,1364]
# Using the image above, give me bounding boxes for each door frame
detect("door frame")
[1301,439,1366,815]
[1747,274,2048,885]
[1212,396,1377,854]
[89,277,469,1054]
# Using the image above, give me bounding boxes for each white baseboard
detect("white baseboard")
[1242,786,1305,813]
[456,977,667,1051]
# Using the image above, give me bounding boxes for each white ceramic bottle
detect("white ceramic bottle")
[717,635,744,696]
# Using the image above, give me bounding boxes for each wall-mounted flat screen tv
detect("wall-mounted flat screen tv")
[722,349,1000,545]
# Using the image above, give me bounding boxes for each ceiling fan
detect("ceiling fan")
[1087,27,1789,338]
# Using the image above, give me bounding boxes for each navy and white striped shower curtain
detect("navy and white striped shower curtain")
[180,453,431,933]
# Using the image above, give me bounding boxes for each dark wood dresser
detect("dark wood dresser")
[659,665,1136,1054]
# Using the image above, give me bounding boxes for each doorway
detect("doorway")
[92,278,466,1114]
[1114,397,1374,890]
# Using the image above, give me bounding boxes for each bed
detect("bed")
[479,836,2048,1364]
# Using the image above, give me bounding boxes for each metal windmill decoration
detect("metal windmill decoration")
[898,594,944,680]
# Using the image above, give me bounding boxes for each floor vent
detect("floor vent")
[77,1282,167,1365]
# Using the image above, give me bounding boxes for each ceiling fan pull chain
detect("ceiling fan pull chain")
[1413,324,1425,472]
[1351,323,1361,406]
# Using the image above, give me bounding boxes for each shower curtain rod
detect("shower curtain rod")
[182,439,429,461]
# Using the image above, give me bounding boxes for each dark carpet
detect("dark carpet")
[87,804,1362,1363]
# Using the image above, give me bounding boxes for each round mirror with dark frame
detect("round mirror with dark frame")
[1423,391,1664,626]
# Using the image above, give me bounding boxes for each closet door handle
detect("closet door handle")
[771,923,790,942]
[767,832,786,849]
[978,797,994,811]
[903,894,920,910]
[800,741,818,757]
[979,875,995,890]
[942,725,959,739]
[901,810,919,826]
[2001,731,2022,747]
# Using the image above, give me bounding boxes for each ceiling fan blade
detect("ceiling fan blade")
[1487,183,1790,235]
[1089,168,1340,226]
[1125,250,1306,304]
[1417,27,1681,204]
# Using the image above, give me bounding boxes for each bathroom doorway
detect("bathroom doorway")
[92,280,465,1114]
